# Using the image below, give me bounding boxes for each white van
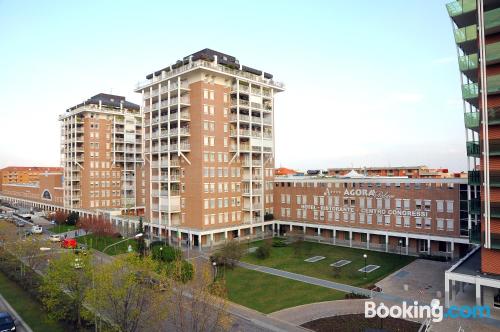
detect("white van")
[31,225,43,234]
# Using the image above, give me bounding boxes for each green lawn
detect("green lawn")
[243,240,414,288]
[76,234,138,255]
[0,272,68,332]
[223,267,345,314]
[48,224,77,234]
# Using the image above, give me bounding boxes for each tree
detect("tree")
[66,212,79,226]
[211,240,244,269]
[136,218,146,258]
[169,262,232,332]
[85,255,170,332]
[255,242,271,259]
[40,252,92,330]
[332,266,341,278]
[289,230,305,257]
[53,210,68,225]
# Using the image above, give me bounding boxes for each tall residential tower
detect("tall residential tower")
[135,49,284,246]
[446,0,500,308]
[59,93,145,213]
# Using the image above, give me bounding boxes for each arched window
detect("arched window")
[42,190,52,200]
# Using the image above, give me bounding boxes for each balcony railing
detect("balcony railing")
[486,42,500,64]
[466,141,480,157]
[462,83,478,100]
[464,112,480,130]
[469,223,481,244]
[468,170,480,186]
[485,7,500,32]
[446,0,476,17]
[454,24,477,44]
[489,139,500,156]
[458,53,478,72]
[469,198,480,215]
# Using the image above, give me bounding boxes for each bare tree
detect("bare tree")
[169,262,232,332]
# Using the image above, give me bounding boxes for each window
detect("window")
[367,198,372,209]
[384,198,390,209]
[396,216,402,227]
[203,89,209,99]
[415,199,422,210]
[415,217,422,228]
[403,199,410,210]
[343,213,349,222]
[377,215,383,225]
[425,218,431,229]
[359,197,365,209]
[384,215,390,226]
[367,214,372,224]
[335,212,340,221]
[437,200,444,212]
[424,200,431,211]
[403,216,410,227]
[313,210,319,220]
[437,218,444,230]
[446,219,454,231]
[296,195,301,204]
[334,196,339,206]
[350,212,355,222]
[359,213,365,223]
[446,200,454,213]
[395,199,401,209]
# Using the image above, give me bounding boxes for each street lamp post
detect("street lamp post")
[159,246,163,261]
[102,233,143,255]
[212,261,217,282]
[363,254,367,279]
[399,239,402,257]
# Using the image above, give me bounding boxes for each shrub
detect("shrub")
[66,212,79,226]
[151,245,182,263]
[264,213,274,221]
[272,237,287,247]
[210,240,244,269]
[166,260,194,283]
[255,244,271,259]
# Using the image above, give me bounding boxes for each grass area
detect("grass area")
[76,234,137,255]
[223,267,345,314]
[0,272,68,332]
[243,240,415,288]
[48,224,77,234]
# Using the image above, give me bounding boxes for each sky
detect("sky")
[0,0,466,172]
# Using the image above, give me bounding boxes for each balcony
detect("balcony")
[469,198,480,215]
[229,114,250,122]
[458,53,478,80]
[454,24,477,54]
[488,74,500,95]
[150,159,180,168]
[169,112,191,122]
[446,0,476,18]
[486,42,500,65]
[468,170,480,186]
[151,204,180,213]
[462,82,478,100]
[485,8,500,34]
[231,84,250,93]
[151,190,169,197]
[230,129,251,137]
[469,223,481,245]
[464,112,480,130]
[466,141,480,157]
[489,139,500,156]
[231,99,249,108]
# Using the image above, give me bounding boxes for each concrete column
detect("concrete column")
[290,224,293,232]
[277,224,280,236]
[317,228,321,242]
[367,233,370,249]
[198,234,202,251]
[385,234,389,252]
[427,238,431,255]
[224,230,228,241]
[333,229,336,245]
[303,225,306,234]
[476,282,482,306]
[210,233,214,248]
[261,224,264,239]
[405,237,409,255]
[237,228,241,241]
[451,241,455,260]
[349,231,352,247]
[445,276,450,308]
[451,280,456,302]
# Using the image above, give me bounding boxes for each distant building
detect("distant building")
[275,167,297,176]
[327,166,460,179]
[0,166,63,190]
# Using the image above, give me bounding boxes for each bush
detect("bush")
[151,245,182,263]
[165,260,194,283]
[66,212,79,226]
[210,240,244,269]
[272,237,287,247]
[264,213,274,221]
[255,244,271,259]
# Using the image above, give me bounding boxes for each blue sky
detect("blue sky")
[0,0,466,171]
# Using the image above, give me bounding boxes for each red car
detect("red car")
[61,238,77,249]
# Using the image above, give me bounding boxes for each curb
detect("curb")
[0,294,33,332]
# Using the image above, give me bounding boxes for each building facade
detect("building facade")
[445,0,500,309]
[0,166,63,191]
[59,93,145,213]
[326,166,463,179]
[273,176,470,258]
[135,49,284,245]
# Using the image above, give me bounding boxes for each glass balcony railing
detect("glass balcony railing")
[489,139,500,156]
[491,233,500,250]
[458,53,478,72]
[464,112,480,129]
[462,83,478,99]
[485,8,500,32]
[454,24,477,44]
[491,203,500,218]
[490,171,500,187]
[466,141,480,157]
[446,0,476,17]
[487,75,500,95]
[486,42,500,64]
[469,198,481,215]
[469,223,481,245]
[468,170,481,186]
[489,107,500,125]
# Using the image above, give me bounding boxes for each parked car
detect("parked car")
[0,311,16,331]
[49,234,61,242]
[31,225,43,234]
[15,221,24,227]
[61,238,77,249]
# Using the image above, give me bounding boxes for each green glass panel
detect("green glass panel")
[487,75,500,94]
[486,42,500,63]
[459,53,478,71]
[485,8,500,31]
[454,24,477,44]
[446,0,476,17]
[462,83,479,99]
[464,112,480,128]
